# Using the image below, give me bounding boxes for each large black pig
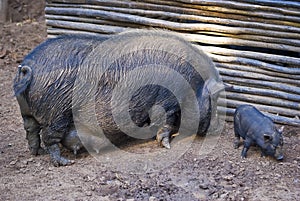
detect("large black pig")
[234,105,284,160]
[14,34,109,165]
[14,30,223,166]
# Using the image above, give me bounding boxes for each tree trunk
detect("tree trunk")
[0,0,8,23]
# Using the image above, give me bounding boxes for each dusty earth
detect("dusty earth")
[0,2,299,201]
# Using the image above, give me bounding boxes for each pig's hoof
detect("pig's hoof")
[233,143,239,149]
[30,147,47,156]
[51,157,75,167]
[156,135,171,149]
[37,147,48,155]
[156,125,172,149]
[161,137,171,149]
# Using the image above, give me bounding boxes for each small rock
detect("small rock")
[126,199,134,201]
[149,196,157,201]
[86,191,92,196]
[275,173,281,178]
[223,174,234,181]
[27,157,34,162]
[9,160,17,165]
[199,182,209,190]
[220,192,229,199]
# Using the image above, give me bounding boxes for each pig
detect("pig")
[233,105,284,160]
[14,34,110,166]
[14,30,223,166]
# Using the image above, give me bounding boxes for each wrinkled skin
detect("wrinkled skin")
[14,30,223,166]
[72,30,223,150]
[233,105,284,160]
[14,34,109,166]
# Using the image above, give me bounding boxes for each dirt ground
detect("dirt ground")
[0,2,299,201]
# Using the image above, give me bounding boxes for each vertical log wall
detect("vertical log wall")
[45,0,300,126]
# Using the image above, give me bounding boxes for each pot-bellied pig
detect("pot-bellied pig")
[234,105,284,160]
[14,34,109,166]
[14,30,223,166]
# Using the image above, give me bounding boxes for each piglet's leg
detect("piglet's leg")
[156,108,180,149]
[233,126,241,149]
[233,136,240,149]
[241,138,252,159]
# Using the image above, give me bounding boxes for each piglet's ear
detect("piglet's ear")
[263,134,273,141]
[278,126,284,133]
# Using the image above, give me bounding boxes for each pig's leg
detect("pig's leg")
[41,127,74,166]
[156,125,173,149]
[23,116,46,155]
[241,138,252,159]
[156,110,180,149]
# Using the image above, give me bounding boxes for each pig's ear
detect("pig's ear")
[263,134,273,141]
[278,126,284,133]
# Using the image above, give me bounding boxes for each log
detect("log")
[47,28,110,38]
[225,85,300,102]
[215,63,300,80]
[174,0,300,12]
[220,75,300,95]
[204,46,300,66]
[217,106,300,126]
[207,54,300,75]
[221,92,300,110]
[218,98,300,118]
[46,19,129,34]
[46,14,142,28]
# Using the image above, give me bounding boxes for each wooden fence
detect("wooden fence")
[45,0,300,126]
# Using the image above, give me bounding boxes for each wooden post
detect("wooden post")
[0,0,8,23]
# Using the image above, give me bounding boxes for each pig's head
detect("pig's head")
[263,126,284,161]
